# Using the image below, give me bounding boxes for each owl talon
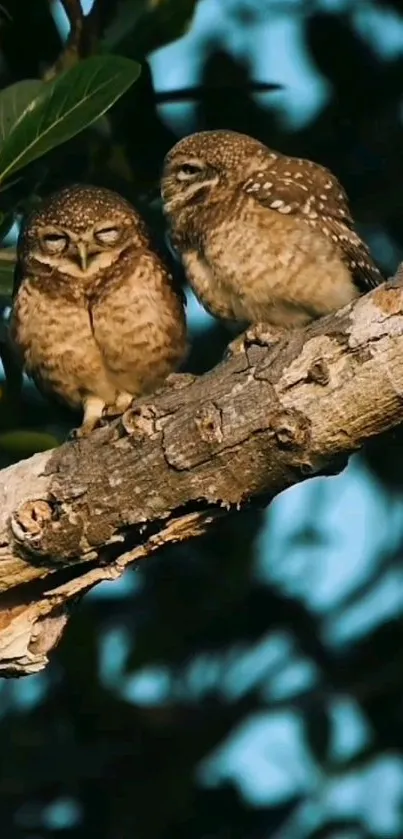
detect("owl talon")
[226,324,286,357]
[225,332,247,357]
[66,395,106,440]
[103,392,134,418]
[243,323,287,347]
[102,404,121,419]
[78,416,102,437]
[66,420,99,441]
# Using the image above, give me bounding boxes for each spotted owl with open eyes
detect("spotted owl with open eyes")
[11,185,187,436]
[161,129,383,332]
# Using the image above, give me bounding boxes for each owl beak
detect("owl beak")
[77,242,88,272]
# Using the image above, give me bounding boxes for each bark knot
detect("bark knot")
[10,499,53,551]
[10,498,85,562]
[270,408,311,450]
[194,402,223,444]
[121,404,157,439]
[307,358,330,386]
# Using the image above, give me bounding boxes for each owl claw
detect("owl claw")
[226,323,286,357]
[67,417,101,441]
[102,404,121,419]
[244,323,288,347]
[225,332,247,357]
[103,392,134,418]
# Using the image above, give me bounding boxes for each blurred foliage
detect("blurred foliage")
[1,1,403,838]
[0,57,140,186]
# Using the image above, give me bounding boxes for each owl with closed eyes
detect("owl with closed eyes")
[11,184,187,436]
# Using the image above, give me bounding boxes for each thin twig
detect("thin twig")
[154,82,283,104]
[44,0,85,80]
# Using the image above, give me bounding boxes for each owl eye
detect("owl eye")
[95,227,121,245]
[42,233,68,254]
[176,163,204,181]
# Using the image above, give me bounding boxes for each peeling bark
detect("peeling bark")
[1,273,403,676]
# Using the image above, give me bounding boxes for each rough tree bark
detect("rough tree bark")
[1,272,403,677]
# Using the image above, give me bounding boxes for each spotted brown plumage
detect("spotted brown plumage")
[161,129,382,329]
[11,185,187,436]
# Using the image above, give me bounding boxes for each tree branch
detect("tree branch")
[1,270,403,677]
[44,0,96,80]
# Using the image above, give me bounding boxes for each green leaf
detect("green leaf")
[0,56,141,185]
[0,79,46,145]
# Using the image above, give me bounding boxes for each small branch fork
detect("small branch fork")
[1,268,403,676]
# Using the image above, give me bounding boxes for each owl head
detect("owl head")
[161,130,272,216]
[18,185,147,279]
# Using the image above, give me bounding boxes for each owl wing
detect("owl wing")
[243,155,383,292]
[146,219,187,308]
[8,261,28,372]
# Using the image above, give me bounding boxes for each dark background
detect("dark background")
[1,1,403,837]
